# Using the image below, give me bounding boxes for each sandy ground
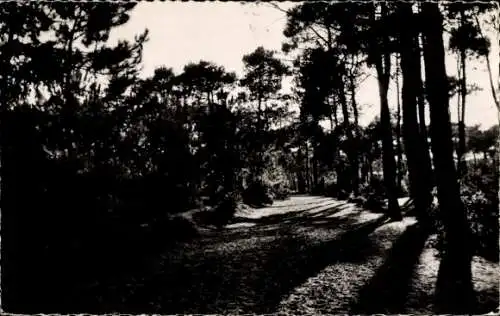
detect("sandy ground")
[89,195,499,314]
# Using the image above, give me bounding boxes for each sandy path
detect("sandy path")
[88,195,498,314]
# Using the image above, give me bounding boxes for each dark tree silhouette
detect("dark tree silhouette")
[421,3,475,313]
[397,3,433,220]
[241,46,289,188]
[367,3,402,220]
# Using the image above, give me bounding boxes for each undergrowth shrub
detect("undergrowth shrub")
[430,161,499,262]
[242,180,273,207]
[323,173,350,199]
[462,186,499,261]
[322,174,337,197]
[212,192,239,227]
[271,182,291,200]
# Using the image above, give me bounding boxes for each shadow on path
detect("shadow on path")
[124,215,390,314]
[231,201,350,225]
[351,222,431,314]
[262,196,337,208]
[250,215,391,314]
[216,202,354,243]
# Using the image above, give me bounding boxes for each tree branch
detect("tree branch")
[473,13,500,111]
[266,2,330,47]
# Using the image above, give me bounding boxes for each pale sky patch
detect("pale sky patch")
[109,1,499,130]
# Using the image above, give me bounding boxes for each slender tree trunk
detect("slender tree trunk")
[457,9,468,178]
[417,34,429,134]
[305,139,310,192]
[364,158,371,185]
[297,147,306,193]
[339,80,354,194]
[400,16,422,204]
[350,69,360,195]
[327,97,335,131]
[332,97,339,126]
[416,31,434,190]
[222,100,235,197]
[253,93,264,183]
[395,53,403,192]
[378,78,402,220]
[399,4,432,220]
[312,154,319,192]
[421,3,474,313]
[373,4,402,221]
[340,83,350,127]
[456,56,462,128]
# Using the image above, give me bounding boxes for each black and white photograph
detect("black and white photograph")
[1,1,499,314]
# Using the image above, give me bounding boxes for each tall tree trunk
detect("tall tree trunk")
[395,53,403,192]
[368,161,373,184]
[249,87,266,185]
[312,154,319,192]
[350,67,360,195]
[373,4,402,221]
[416,31,433,190]
[340,84,350,127]
[421,3,474,313]
[338,80,354,194]
[456,56,462,130]
[326,102,335,132]
[255,94,264,182]
[457,9,468,178]
[332,97,339,126]
[378,77,402,220]
[305,139,310,192]
[327,97,335,131]
[297,147,306,193]
[222,102,236,197]
[417,36,428,132]
[399,4,432,220]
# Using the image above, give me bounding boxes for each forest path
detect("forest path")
[94,195,499,314]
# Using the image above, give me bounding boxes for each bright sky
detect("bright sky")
[109,2,499,130]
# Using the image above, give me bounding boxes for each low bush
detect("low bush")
[360,177,386,198]
[462,186,499,261]
[271,182,291,200]
[362,193,386,213]
[242,180,273,207]
[323,181,337,198]
[212,193,239,227]
[322,181,350,200]
[348,195,367,207]
[430,183,499,262]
